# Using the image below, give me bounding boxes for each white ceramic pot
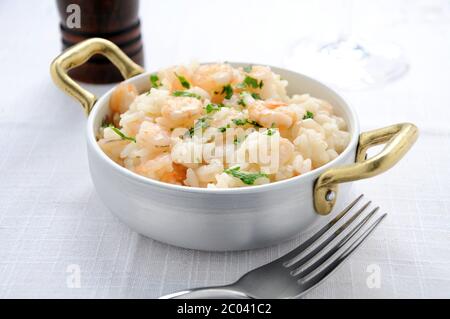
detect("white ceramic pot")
[51,38,418,251]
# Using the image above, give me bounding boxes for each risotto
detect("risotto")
[97,63,350,188]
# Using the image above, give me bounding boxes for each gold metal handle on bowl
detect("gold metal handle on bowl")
[50,38,145,116]
[314,123,419,215]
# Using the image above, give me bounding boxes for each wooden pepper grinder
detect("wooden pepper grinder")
[56,0,144,83]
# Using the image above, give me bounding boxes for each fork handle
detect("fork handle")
[160,285,251,299]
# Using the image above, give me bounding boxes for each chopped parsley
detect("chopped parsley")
[237,98,246,107]
[237,92,250,106]
[233,135,247,145]
[189,117,209,136]
[303,111,314,120]
[218,124,231,133]
[175,72,190,89]
[196,117,209,129]
[243,65,253,73]
[205,103,225,114]
[187,128,194,137]
[108,125,136,143]
[150,74,161,88]
[230,118,262,127]
[237,91,262,104]
[172,91,202,99]
[224,166,268,185]
[232,118,247,126]
[238,76,264,89]
[244,76,260,88]
[248,120,262,128]
[221,84,234,99]
[267,127,277,136]
[251,92,262,100]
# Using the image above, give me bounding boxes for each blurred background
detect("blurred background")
[1,0,449,130]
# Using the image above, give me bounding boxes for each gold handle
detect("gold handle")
[314,123,419,215]
[50,38,145,116]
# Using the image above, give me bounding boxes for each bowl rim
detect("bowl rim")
[86,63,360,194]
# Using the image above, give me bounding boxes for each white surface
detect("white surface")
[0,0,449,298]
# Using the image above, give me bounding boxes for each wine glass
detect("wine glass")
[283,0,408,90]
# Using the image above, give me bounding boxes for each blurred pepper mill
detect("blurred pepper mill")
[56,0,144,83]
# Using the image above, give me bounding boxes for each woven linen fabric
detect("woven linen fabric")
[0,0,449,298]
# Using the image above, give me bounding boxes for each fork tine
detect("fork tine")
[283,199,371,268]
[299,213,387,292]
[280,194,365,266]
[292,207,379,277]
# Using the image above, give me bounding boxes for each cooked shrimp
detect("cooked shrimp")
[265,101,289,109]
[247,65,272,79]
[134,153,173,180]
[109,83,138,114]
[160,96,203,128]
[192,63,240,102]
[248,100,296,129]
[97,140,129,165]
[136,121,171,155]
[246,65,288,101]
[158,65,193,91]
[160,163,187,185]
[121,119,144,137]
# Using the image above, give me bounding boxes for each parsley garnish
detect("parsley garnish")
[251,92,262,100]
[196,117,209,129]
[175,72,190,89]
[189,117,209,136]
[267,125,277,136]
[249,120,262,128]
[172,91,202,99]
[224,166,268,185]
[218,124,231,133]
[303,111,314,120]
[237,98,246,107]
[244,76,259,88]
[150,74,161,88]
[237,92,250,106]
[221,84,234,99]
[230,118,261,127]
[233,135,247,145]
[238,76,264,89]
[243,65,253,73]
[108,125,136,143]
[205,103,225,114]
[232,118,247,126]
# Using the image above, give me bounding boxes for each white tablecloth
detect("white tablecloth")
[0,0,449,298]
